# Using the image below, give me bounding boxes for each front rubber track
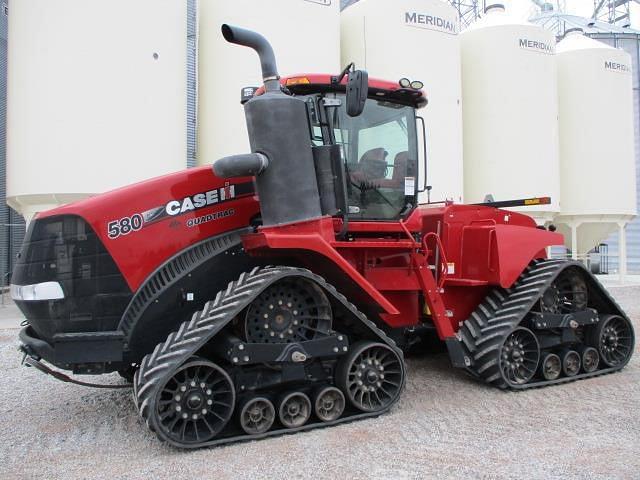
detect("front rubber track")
[133,266,405,448]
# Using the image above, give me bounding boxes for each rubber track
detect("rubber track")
[457,258,633,390]
[133,266,405,448]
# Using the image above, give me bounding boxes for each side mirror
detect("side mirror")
[346,70,368,117]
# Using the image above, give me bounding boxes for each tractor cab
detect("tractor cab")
[262,74,427,223]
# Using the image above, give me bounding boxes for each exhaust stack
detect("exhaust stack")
[213,25,322,227]
[221,24,280,92]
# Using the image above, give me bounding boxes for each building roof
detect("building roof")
[530,12,640,36]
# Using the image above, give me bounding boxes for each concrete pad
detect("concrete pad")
[0,302,24,329]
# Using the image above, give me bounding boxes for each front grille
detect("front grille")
[11,215,131,341]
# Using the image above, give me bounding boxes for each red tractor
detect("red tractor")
[13,25,634,448]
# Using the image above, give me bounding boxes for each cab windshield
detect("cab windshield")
[304,93,418,220]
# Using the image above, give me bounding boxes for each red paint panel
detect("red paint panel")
[243,217,401,315]
[379,292,419,328]
[37,167,260,291]
[441,286,490,333]
[492,225,564,288]
[364,268,420,291]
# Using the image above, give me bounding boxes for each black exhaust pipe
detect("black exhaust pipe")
[214,24,323,226]
[213,152,269,178]
[221,24,280,91]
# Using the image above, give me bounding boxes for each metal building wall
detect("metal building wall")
[589,32,640,274]
[0,3,7,285]
[0,1,195,288]
[0,0,25,288]
[187,0,197,168]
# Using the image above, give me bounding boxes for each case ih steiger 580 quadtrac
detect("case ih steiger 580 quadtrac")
[12,25,634,448]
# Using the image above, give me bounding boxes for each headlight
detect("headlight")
[10,282,65,301]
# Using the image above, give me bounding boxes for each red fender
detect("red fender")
[492,224,564,288]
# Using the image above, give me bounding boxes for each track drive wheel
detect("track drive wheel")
[539,269,588,314]
[337,341,404,413]
[152,358,235,446]
[590,315,635,368]
[243,278,332,344]
[498,327,540,386]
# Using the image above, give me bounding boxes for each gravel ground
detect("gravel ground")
[1,287,639,480]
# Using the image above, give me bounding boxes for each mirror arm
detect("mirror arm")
[333,62,355,85]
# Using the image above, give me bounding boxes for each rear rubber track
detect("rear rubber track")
[457,258,634,390]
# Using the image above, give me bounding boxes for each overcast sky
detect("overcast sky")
[506,0,640,29]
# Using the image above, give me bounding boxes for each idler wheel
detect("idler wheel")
[540,352,561,381]
[499,327,540,386]
[154,358,235,445]
[561,350,581,377]
[590,315,634,368]
[239,396,275,435]
[278,392,311,429]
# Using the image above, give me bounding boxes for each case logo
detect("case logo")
[165,185,235,216]
[105,181,254,240]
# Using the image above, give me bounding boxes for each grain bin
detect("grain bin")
[553,29,636,259]
[460,4,560,223]
[197,0,340,165]
[6,0,188,222]
[341,0,464,204]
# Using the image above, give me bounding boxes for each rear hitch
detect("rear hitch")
[18,347,132,389]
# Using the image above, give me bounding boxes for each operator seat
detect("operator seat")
[374,151,411,188]
[389,151,410,187]
[350,148,388,184]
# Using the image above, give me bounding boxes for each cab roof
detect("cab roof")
[255,73,428,108]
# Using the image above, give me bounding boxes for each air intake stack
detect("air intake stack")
[213,25,322,227]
